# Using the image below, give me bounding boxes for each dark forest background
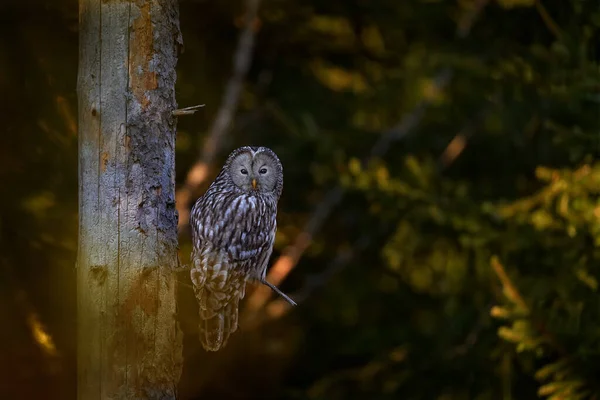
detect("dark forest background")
[1,0,599,399]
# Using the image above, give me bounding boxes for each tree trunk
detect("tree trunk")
[77,0,183,398]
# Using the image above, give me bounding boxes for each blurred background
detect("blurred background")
[1,0,599,399]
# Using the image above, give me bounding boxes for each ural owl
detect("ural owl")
[190,146,296,351]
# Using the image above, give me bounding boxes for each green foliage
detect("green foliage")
[490,163,600,400]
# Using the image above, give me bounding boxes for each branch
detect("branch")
[535,0,562,40]
[437,104,494,170]
[439,129,470,168]
[491,256,568,357]
[172,104,205,116]
[490,256,529,312]
[176,0,262,231]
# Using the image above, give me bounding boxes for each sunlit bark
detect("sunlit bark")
[77,0,183,398]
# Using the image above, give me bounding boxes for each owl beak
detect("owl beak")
[251,178,258,189]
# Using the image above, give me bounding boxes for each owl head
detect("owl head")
[223,146,283,196]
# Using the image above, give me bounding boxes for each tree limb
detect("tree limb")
[172,104,205,116]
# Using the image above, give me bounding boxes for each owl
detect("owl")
[190,146,296,351]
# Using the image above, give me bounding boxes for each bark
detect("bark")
[77,0,183,398]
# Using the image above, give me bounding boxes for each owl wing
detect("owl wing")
[227,205,276,283]
[241,221,276,280]
[222,194,276,276]
[190,193,276,351]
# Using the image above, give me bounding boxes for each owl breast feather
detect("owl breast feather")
[193,192,277,264]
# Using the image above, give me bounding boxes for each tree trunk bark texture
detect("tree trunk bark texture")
[77,0,183,398]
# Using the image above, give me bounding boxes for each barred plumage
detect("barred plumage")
[190,146,293,352]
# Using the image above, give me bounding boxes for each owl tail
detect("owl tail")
[191,265,247,352]
[198,290,241,352]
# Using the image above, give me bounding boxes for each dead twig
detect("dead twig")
[172,104,205,116]
[176,0,262,231]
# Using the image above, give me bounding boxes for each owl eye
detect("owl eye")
[240,168,248,175]
[259,168,267,174]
